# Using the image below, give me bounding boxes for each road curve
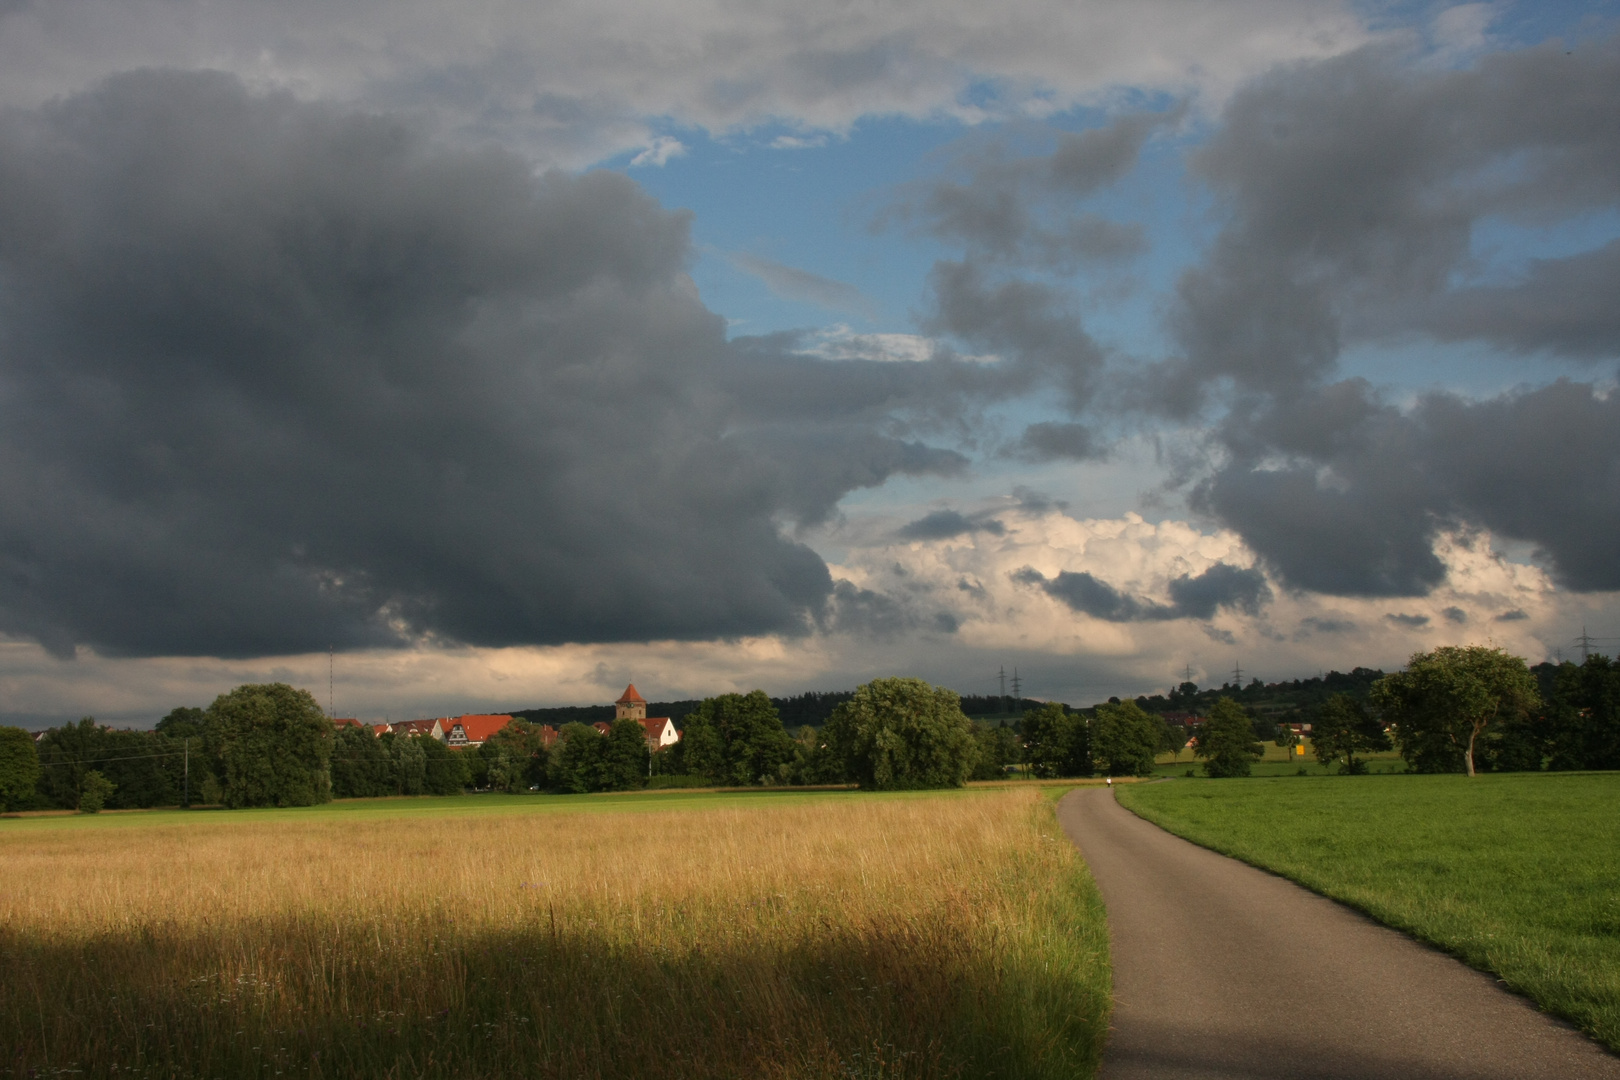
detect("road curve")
[1057,786,1620,1080]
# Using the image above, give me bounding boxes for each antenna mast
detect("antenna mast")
[328,646,335,719]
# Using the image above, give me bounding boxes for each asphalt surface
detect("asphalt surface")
[1056,785,1620,1080]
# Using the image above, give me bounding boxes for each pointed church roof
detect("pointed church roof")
[616,683,647,704]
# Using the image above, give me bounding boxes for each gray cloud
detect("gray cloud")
[1013,562,1269,622]
[1442,606,1468,624]
[1159,38,1620,595]
[0,72,978,658]
[896,510,1006,541]
[1013,421,1104,462]
[1495,609,1530,622]
[887,110,1172,273]
[1385,613,1430,628]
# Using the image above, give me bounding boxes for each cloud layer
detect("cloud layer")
[0,72,983,658]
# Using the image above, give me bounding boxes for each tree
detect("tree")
[550,723,603,794]
[1544,655,1620,771]
[968,720,1022,780]
[1195,698,1264,778]
[78,770,116,813]
[599,719,651,791]
[205,684,333,808]
[679,691,795,786]
[481,719,547,792]
[330,724,394,798]
[1091,700,1161,777]
[1310,693,1390,774]
[1274,716,1301,764]
[823,677,977,790]
[1020,703,1091,778]
[1373,646,1540,777]
[789,725,847,785]
[420,735,470,795]
[0,726,41,810]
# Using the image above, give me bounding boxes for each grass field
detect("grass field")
[1,786,1109,1079]
[1117,773,1620,1050]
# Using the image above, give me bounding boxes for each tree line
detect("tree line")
[3,645,1616,812]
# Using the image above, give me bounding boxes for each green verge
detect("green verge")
[1116,773,1620,1051]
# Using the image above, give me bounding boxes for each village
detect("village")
[333,683,683,752]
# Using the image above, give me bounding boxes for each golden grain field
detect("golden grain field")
[0,788,1108,1080]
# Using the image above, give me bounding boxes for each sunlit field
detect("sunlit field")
[1,787,1108,1079]
[1118,773,1620,1050]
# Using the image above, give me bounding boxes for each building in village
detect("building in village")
[442,714,515,748]
[613,684,681,750]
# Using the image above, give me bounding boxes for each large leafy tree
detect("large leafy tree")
[205,683,333,807]
[823,677,976,790]
[1310,693,1391,774]
[330,724,394,798]
[550,723,603,794]
[33,718,185,809]
[680,691,795,786]
[600,719,651,791]
[1545,655,1620,771]
[1195,698,1264,778]
[968,720,1022,780]
[1090,700,1162,777]
[0,726,40,810]
[1021,703,1091,778]
[1373,646,1540,776]
[420,735,470,795]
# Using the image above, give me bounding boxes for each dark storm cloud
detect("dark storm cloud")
[896,510,1006,541]
[1160,38,1620,595]
[1385,613,1430,628]
[1013,563,1269,622]
[0,71,981,658]
[1495,609,1530,622]
[1013,421,1104,462]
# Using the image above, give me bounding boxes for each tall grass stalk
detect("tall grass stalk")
[1,788,1107,1079]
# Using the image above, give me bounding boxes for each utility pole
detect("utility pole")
[184,737,189,808]
[329,646,335,719]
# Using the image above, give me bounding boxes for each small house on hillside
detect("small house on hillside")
[332,718,364,730]
[444,714,513,748]
[614,683,680,750]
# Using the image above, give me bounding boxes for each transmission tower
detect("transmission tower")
[1010,667,1023,703]
[1576,627,1596,662]
[1231,661,1243,688]
[999,666,1007,713]
[328,646,335,719]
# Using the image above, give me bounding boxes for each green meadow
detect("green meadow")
[1118,772,1620,1050]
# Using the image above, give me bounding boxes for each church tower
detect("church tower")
[615,683,647,722]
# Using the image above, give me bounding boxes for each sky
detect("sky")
[0,0,1617,726]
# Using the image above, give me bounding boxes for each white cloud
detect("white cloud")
[0,0,1372,166]
[798,324,1000,363]
[629,135,686,167]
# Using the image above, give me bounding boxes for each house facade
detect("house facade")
[443,714,514,748]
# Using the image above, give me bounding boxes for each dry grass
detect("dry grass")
[0,788,1108,1079]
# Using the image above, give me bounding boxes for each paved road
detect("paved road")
[1057,786,1620,1080]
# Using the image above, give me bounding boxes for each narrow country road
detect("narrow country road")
[1057,786,1620,1080]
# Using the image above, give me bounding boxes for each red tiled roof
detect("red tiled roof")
[616,683,646,704]
[592,721,613,735]
[391,719,440,737]
[448,714,514,743]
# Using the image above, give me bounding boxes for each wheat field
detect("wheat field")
[0,787,1109,1079]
